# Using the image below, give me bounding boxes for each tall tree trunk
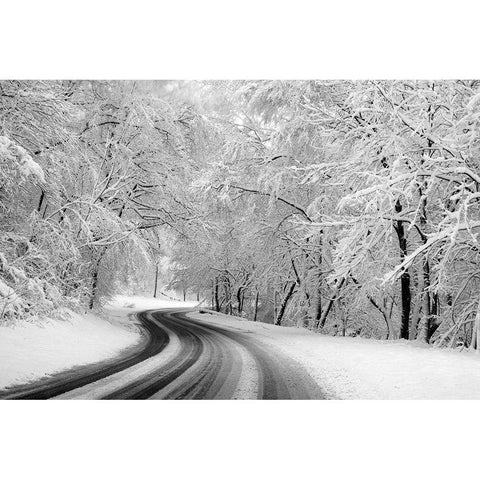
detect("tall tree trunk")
[291,258,309,322]
[273,289,278,321]
[317,277,345,329]
[37,188,45,212]
[89,267,99,310]
[368,296,395,339]
[314,289,322,329]
[153,264,159,298]
[418,258,432,342]
[89,247,107,310]
[214,277,220,312]
[275,282,296,326]
[223,275,233,315]
[313,236,323,328]
[236,287,244,315]
[394,199,411,339]
[417,189,433,343]
[409,267,422,339]
[211,280,215,309]
[253,288,259,322]
[428,292,442,339]
[470,301,480,351]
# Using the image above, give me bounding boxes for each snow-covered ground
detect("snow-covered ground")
[0,310,141,388]
[4,293,480,399]
[0,294,198,391]
[189,310,480,399]
[0,307,142,390]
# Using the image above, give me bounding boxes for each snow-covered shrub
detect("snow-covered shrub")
[0,135,45,183]
[0,228,65,321]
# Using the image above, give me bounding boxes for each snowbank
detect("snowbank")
[189,310,480,399]
[0,308,141,390]
[0,295,199,391]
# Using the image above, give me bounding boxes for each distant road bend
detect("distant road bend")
[0,309,324,400]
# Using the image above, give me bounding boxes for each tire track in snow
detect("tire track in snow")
[1,309,324,400]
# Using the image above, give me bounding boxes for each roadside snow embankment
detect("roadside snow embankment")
[0,295,198,391]
[190,310,480,400]
[0,307,142,391]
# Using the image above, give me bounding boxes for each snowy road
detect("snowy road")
[0,309,324,400]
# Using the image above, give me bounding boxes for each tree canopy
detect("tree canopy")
[3,80,480,350]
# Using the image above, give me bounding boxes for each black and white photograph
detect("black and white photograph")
[1,1,478,479]
[3,78,480,401]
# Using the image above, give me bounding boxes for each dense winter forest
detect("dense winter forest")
[2,80,480,348]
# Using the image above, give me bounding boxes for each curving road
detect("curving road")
[0,309,324,400]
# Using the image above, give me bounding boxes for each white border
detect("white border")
[2,400,479,479]
[2,1,480,478]
[1,1,479,78]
